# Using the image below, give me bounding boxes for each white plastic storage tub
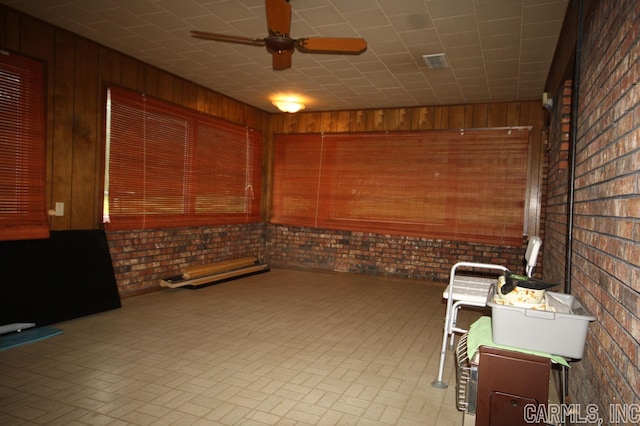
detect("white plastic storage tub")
[486,284,596,359]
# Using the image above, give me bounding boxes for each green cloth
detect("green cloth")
[467,316,570,367]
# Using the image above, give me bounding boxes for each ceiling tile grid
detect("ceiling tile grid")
[1,0,568,112]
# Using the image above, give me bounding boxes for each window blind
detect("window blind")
[105,86,262,230]
[271,129,529,245]
[0,50,48,241]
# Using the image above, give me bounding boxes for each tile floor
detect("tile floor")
[0,268,480,425]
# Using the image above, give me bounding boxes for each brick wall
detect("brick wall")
[544,81,573,287]
[107,223,266,297]
[544,0,640,413]
[266,225,535,282]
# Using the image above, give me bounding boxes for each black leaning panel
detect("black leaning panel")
[0,230,121,327]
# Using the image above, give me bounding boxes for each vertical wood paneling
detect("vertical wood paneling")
[1,5,271,231]
[472,103,489,127]
[51,31,76,229]
[382,108,399,131]
[462,105,474,127]
[320,111,336,132]
[449,105,466,128]
[412,107,433,130]
[397,108,411,130]
[438,107,450,128]
[0,7,5,46]
[72,38,99,229]
[354,110,367,131]
[157,70,174,101]
[19,17,56,220]
[335,111,352,132]
[506,102,522,126]
[1,5,544,234]
[2,9,20,50]
[109,49,123,85]
[119,55,138,90]
[269,100,545,235]
[431,107,443,129]
[371,109,385,131]
[144,65,159,96]
[304,112,322,132]
[487,103,507,127]
[170,78,185,105]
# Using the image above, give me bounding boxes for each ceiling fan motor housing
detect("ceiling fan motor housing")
[266,35,295,53]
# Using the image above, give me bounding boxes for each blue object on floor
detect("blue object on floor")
[0,326,63,351]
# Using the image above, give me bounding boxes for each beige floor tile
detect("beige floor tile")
[0,268,468,425]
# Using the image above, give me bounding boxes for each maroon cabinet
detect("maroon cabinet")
[475,346,551,426]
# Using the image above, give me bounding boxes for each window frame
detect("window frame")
[104,86,262,230]
[270,128,532,246]
[0,49,48,241]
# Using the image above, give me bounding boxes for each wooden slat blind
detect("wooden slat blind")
[105,86,262,230]
[0,50,48,241]
[271,129,530,245]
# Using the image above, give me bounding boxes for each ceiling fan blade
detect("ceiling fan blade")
[265,0,291,36]
[272,50,292,70]
[191,31,265,46]
[297,37,367,54]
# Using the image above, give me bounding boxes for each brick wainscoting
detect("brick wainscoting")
[266,225,535,282]
[107,223,266,297]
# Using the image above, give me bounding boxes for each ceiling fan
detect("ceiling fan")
[191,0,368,71]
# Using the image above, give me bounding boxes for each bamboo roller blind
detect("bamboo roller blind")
[0,51,48,241]
[271,129,530,245]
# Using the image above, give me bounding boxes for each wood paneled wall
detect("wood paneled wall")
[268,101,546,237]
[2,5,546,237]
[270,102,542,133]
[0,5,270,231]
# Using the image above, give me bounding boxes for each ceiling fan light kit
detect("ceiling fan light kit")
[272,98,305,113]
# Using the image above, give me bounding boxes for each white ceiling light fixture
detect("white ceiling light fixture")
[272,97,306,113]
[422,53,449,69]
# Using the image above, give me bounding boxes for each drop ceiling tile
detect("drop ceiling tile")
[387,62,422,75]
[455,68,487,79]
[353,60,389,73]
[432,15,478,35]
[358,26,401,45]
[378,0,433,16]
[448,56,485,69]
[388,13,434,31]
[331,0,381,14]
[155,0,211,20]
[477,17,520,37]
[485,46,519,60]
[523,1,568,24]
[1,0,569,111]
[480,34,520,50]
[439,30,481,48]
[379,51,415,65]
[485,61,519,79]
[522,20,564,38]
[111,0,161,16]
[474,1,522,21]
[398,28,439,46]
[230,17,268,36]
[344,9,390,30]
[445,45,484,61]
[426,0,475,19]
[296,5,346,28]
